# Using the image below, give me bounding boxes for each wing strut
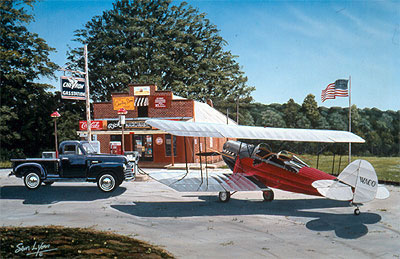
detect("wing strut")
[198,137,204,190]
[184,136,188,173]
[170,136,191,185]
[204,137,209,188]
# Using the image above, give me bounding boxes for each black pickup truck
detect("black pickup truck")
[10,141,136,192]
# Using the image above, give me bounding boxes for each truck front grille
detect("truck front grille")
[124,162,136,181]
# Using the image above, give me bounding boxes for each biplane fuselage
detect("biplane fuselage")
[240,157,336,196]
[222,140,337,197]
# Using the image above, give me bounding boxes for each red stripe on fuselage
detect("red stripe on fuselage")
[238,157,336,196]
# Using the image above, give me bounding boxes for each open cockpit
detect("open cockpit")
[251,143,309,173]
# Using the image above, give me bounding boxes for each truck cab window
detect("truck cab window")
[64,145,77,155]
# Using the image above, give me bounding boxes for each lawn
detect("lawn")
[0,226,174,258]
[300,155,400,182]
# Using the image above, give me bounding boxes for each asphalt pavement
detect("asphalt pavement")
[1,168,399,258]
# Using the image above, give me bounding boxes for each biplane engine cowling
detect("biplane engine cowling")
[222,141,254,171]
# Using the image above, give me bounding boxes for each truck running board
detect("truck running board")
[45,177,90,182]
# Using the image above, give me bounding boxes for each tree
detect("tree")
[0,0,58,159]
[68,0,254,103]
[283,99,300,128]
[301,94,320,128]
[257,108,286,128]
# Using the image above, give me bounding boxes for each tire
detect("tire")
[97,173,117,192]
[218,191,231,202]
[354,208,361,216]
[44,181,54,186]
[24,170,42,190]
[262,190,274,202]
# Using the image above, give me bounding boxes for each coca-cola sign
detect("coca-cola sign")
[79,120,105,131]
[61,76,86,100]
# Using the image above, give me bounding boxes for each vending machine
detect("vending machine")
[110,141,122,155]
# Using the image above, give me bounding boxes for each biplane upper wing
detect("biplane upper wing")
[146,119,365,143]
[149,170,269,192]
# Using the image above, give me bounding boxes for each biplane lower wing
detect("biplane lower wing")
[149,170,270,192]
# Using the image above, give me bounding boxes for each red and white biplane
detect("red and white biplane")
[145,119,390,215]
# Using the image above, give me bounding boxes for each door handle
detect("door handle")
[61,157,69,161]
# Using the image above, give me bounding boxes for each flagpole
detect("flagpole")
[348,75,351,163]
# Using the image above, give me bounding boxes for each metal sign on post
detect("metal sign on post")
[59,45,91,141]
[60,76,86,100]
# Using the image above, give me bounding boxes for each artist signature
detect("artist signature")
[15,241,58,257]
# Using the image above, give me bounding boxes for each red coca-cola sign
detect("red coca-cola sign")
[79,120,104,131]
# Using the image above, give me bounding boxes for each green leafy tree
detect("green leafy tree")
[1,0,58,159]
[68,0,254,103]
[301,94,320,128]
[295,114,311,128]
[283,99,300,128]
[257,108,286,128]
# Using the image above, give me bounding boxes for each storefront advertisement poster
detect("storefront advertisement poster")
[113,96,135,110]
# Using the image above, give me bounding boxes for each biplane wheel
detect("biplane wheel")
[262,190,274,202]
[219,191,231,203]
[354,208,361,216]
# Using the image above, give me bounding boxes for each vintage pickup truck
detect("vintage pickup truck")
[10,141,137,192]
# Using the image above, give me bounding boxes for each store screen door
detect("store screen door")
[134,135,153,161]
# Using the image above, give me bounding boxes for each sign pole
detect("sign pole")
[84,45,91,141]
[348,75,352,163]
[117,108,127,155]
[121,116,125,154]
[51,111,61,157]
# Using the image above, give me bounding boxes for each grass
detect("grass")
[0,226,174,258]
[0,161,11,169]
[300,155,400,182]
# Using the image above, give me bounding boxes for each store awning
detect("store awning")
[135,97,149,106]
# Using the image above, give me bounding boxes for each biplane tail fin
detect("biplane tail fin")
[338,159,389,203]
[312,159,389,202]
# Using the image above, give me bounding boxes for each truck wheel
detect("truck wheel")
[24,170,42,190]
[97,173,117,192]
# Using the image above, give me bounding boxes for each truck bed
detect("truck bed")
[11,158,60,176]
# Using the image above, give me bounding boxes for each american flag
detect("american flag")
[321,79,349,102]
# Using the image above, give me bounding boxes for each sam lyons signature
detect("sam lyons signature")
[15,241,58,257]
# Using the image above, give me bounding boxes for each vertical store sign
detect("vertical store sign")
[61,76,86,100]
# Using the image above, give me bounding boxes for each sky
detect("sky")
[27,0,400,111]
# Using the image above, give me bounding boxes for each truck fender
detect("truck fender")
[87,163,124,182]
[15,163,47,179]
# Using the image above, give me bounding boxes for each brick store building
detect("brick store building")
[82,84,236,167]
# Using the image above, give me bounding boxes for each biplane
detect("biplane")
[145,119,390,215]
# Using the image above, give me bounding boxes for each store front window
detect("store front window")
[165,134,177,157]
[134,135,153,161]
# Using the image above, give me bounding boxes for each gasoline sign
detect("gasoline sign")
[61,76,86,100]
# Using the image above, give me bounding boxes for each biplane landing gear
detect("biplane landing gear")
[262,190,274,202]
[219,191,231,203]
